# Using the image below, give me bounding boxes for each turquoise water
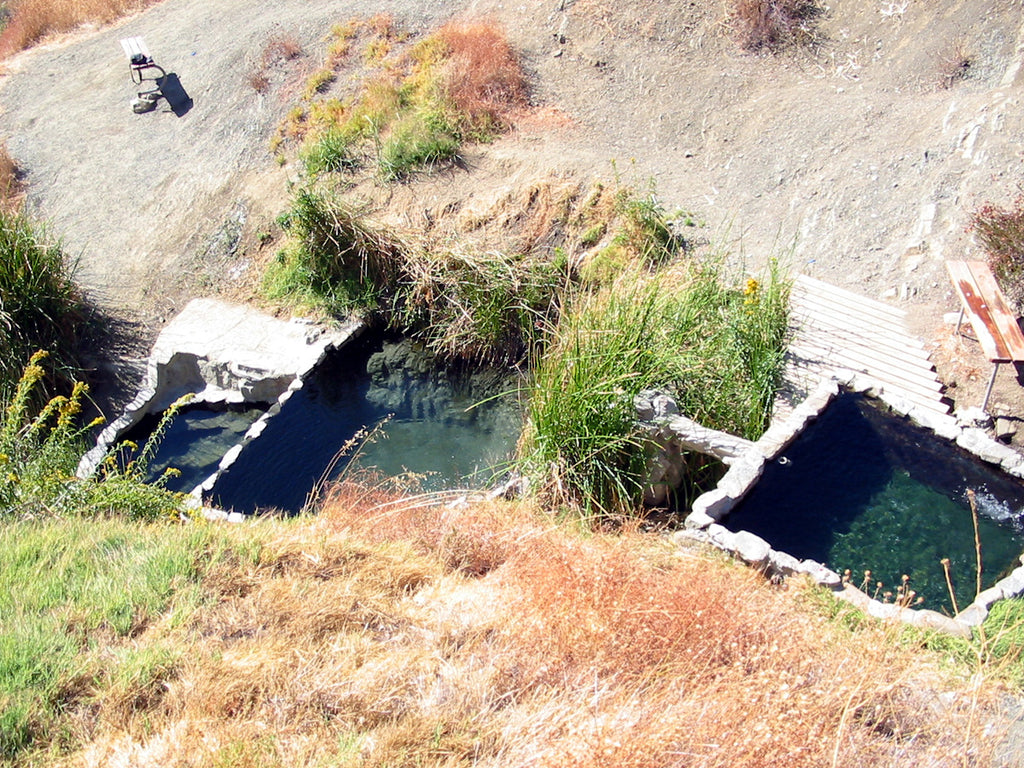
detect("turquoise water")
[724,393,1024,614]
[207,334,522,514]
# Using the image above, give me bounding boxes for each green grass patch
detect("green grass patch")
[0,211,83,397]
[0,515,245,762]
[263,188,404,317]
[280,19,526,181]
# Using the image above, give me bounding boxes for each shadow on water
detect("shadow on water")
[123,403,267,493]
[724,393,1024,613]
[208,332,522,515]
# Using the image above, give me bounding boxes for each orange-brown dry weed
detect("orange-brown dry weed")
[436,21,527,132]
[66,490,1006,767]
[0,0,158,58]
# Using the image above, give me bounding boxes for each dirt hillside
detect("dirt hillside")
[2,0,1024,415]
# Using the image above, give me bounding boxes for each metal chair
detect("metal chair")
[120,37,165,113]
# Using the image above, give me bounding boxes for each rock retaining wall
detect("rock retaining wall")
[641,372,1024,638]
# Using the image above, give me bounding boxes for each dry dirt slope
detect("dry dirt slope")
[2,0,1024,410]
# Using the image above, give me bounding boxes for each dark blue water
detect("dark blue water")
[724,393,1024,613]
[207,334,522,514]
[123,405,266,493]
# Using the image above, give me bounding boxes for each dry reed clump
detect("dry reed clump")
[0,0,155,58]
[729,0,820,52]
[434,20,528,133]
[64,494,1006,768]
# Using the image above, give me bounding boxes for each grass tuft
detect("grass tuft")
[0,211,83,397]
[519,259,789,515]
[729,0,820,52]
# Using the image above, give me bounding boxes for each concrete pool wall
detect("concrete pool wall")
[638,371,1024,637]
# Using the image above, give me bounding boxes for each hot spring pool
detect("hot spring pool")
[723,393,1024,613]
[122,405,267,494]
[206,334,522,514]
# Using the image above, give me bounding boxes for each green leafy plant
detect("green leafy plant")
[0,352,189,523]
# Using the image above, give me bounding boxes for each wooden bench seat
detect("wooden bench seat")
[946,260,1024,410]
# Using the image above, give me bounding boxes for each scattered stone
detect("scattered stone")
[910,609,972,638]
[768,549,801,577]
[799,559,842,589]
[995,417,1018,442]
[956,407,993,430]
[733,531,770,567]
[707,523,737,551]
[953,603,988,628]
[691,487,734,522]
[684,509,715,529]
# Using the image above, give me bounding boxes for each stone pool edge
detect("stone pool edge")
[656,371,1024,639]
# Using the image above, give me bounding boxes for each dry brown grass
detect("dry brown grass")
[935,35,972,90]
[55,488,1009,767]
[247,32,303,93]
[435,21,528,134]
[0,140,24,211]
[0,0,157,58]
[729,0,819,52]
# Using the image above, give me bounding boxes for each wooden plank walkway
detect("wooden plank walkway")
[776,275,950,418]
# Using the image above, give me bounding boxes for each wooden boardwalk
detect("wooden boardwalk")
[776,275,949,418]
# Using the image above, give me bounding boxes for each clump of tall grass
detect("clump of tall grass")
[972,197,1024,312]
[0,0,156,57]
[400,247,566,364]
[0,210,83,397]
[519,260,789,515]
[264,188,405,316]
[266,187,567,364]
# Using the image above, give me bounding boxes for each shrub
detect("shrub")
[0,352,189,522]
[0,211,83,397]
[730,0,820,52]
[972,197,1024,312]
[935,35,972,89]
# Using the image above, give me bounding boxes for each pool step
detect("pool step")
[776,275,950,420]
